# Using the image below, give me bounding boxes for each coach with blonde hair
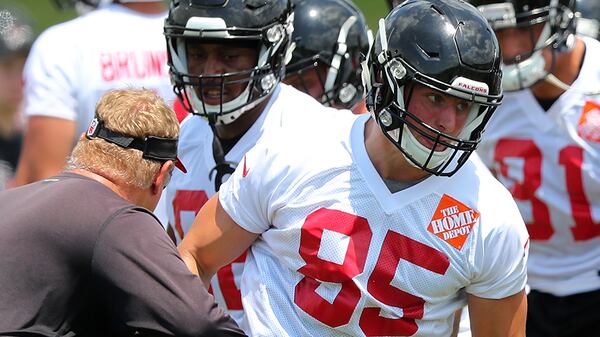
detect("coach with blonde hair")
[0,89,245,337]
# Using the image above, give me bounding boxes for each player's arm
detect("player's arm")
[178,192,259,287]
[12,116,76,186]
[12,25,79,187]
[468,290,527,337]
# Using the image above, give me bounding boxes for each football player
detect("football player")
[283,0,371,113]
[179,1,529,336]
[469,0,600,336]
[163,0,342,324]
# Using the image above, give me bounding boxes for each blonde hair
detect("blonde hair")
[67,89,179,189]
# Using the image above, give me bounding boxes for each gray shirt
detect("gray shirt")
[0,173,245,337]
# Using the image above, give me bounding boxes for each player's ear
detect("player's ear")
[152,161,174,194]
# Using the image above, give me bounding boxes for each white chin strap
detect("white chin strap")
[383,84,453,170]
[501,22,551,91]
[398,125,452,169]
[384,87,487,170]
[185,84,259,125]
[577,18,600,39]
[501,50,546,91]
[396,106,486,170]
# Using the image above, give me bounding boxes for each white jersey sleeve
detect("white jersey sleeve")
[465,178,529,298]
[219,131,286,234]
[24,24,79,121]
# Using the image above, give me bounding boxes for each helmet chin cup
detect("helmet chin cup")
[501,51,546,91]
[399,124,452,170]
[186,83,251,125]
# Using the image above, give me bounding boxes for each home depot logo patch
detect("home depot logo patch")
[578,101,600,143]
[427,194,479,250]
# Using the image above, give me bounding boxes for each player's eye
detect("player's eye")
[456,101,471,113]
[426,93,444,105]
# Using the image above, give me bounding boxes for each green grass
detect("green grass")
[355,0,389,31]
[2,0,389,36]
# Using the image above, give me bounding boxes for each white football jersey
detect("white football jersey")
[166,84,345,323]
[23,4,173,138]
[477,36,600,297]
[219,114,529,337]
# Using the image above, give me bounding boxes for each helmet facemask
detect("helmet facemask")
[284,57,333,104]
[165,13,294,125]
[284,15,365,109]
[284,54,361,109]
[364,31,501,176]
[476,0,576,91]
[363,1,503,177]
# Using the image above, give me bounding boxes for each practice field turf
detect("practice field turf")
[4,0,390,37]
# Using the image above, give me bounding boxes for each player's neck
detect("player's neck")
[364,118,430,183]
[531,38,585,99]
[212,99,269,140]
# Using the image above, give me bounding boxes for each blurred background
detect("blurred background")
[0,0,389,36]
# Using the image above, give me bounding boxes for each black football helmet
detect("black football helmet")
[0,7,34,59]
[468,0,577,91]
[363,0,503,176]
[164,0,294,125]
[576,0,600,39]
[284,0,370,109]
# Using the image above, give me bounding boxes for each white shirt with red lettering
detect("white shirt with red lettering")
[23,3,173,137]
[477,36,600,297]
[219,114,529,337]
[165,83,344,324]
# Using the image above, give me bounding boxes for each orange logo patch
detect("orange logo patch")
[427,194,479,250]
[578,101,600,143]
